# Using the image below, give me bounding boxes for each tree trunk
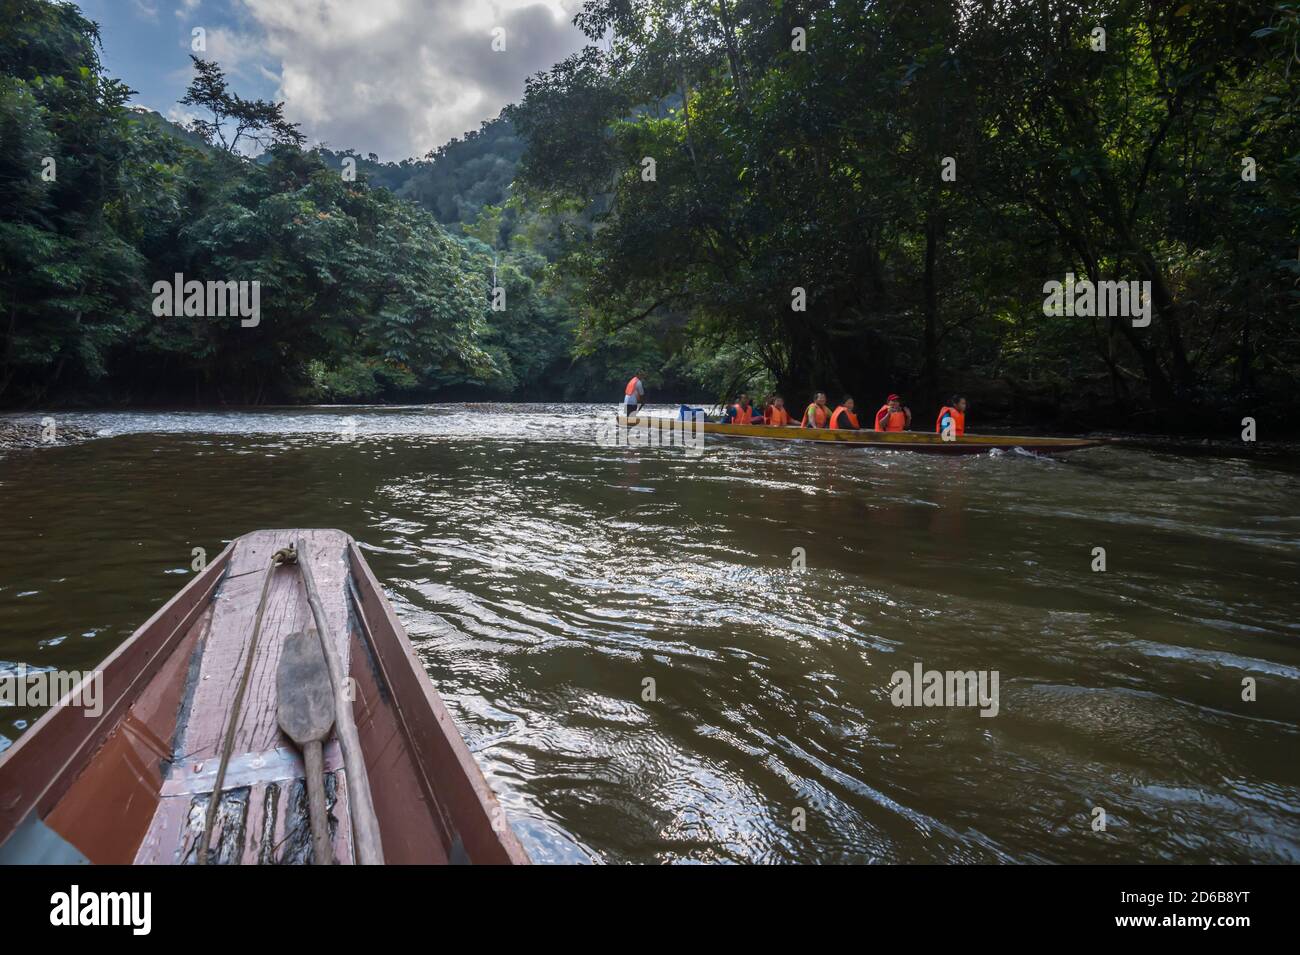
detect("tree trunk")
[715,0,748,104]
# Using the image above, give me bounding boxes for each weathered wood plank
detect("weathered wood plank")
[178,530,350,761]
[162,529,355,862]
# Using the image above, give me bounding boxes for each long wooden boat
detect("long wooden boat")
[0,529,529,865]
[619,416,1104,454]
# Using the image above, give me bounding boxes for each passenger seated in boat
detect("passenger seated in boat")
[801,393,831,428]
[935,396,968,437]
[729,394,756,425]
[874,394,911,432]
[830,397,860,429]
[765,395,793,426]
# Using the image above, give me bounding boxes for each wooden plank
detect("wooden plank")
[161,529,355,863]
[177,530,349,762]
[134,775,353,865]
[345,621,449,864]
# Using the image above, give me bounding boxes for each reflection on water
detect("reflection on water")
[1,404,1298,863]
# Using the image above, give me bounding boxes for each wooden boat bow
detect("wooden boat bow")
[0,529,529,865]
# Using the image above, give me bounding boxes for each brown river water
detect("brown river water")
[1,404,1298,864]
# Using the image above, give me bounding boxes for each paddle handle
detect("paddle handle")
[297,536,385,865]
[303,740,333,865]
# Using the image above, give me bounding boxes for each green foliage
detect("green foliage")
[0,0,144,399]
[10,0,1290,423]
[180,56,304,154]
[0,4,502,405]
[0,0,671,407]
[511,0,1300,429]
[117,145,504,404]
[399,119,528,228]
[305,110,692,402]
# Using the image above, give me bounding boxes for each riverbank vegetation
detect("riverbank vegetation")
[1,0,1297,433]
[0,0,676,406]
[511,0,1300,432]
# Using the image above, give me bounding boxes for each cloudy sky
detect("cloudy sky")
[75,0,592,160]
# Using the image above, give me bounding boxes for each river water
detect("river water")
[1,404,1297,864]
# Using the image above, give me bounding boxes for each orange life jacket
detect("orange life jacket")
[875,405,907,432]
[732,404,754,425]
[935,406,965,437]
[624,376,641,397]
[830,406,860,429]
[767,406,792,426]
[801,403,830,428]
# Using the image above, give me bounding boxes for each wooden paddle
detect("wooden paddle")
[296,537,385,864]
[277,629,336,865]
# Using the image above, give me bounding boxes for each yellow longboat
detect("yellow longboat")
[617,416,1104,454]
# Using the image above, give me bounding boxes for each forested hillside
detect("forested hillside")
[317,117,697,402]
[1,0,484,404]
[0,0,679,406]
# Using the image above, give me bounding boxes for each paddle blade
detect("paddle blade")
[277,630,335,745]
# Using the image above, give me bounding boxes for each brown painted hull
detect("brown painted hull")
[0,529,528,865]
[619,416,1104,454]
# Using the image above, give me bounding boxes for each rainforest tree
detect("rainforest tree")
[511,0,1300,429]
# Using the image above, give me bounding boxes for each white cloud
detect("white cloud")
[203,26,267,76]
[133,0,160,19]
[232,0,589,160]
[175,0,202,17]
[166,105,201,127]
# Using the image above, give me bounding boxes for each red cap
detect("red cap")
[887,393,900,401]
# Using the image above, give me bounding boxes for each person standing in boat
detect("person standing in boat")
[874,394,912,431]
[623,372,646,417]
[801,392,831,428]
[830,397,861,429]
[935,396,968,437]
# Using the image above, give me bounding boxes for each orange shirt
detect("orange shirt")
[767,406,792,426]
